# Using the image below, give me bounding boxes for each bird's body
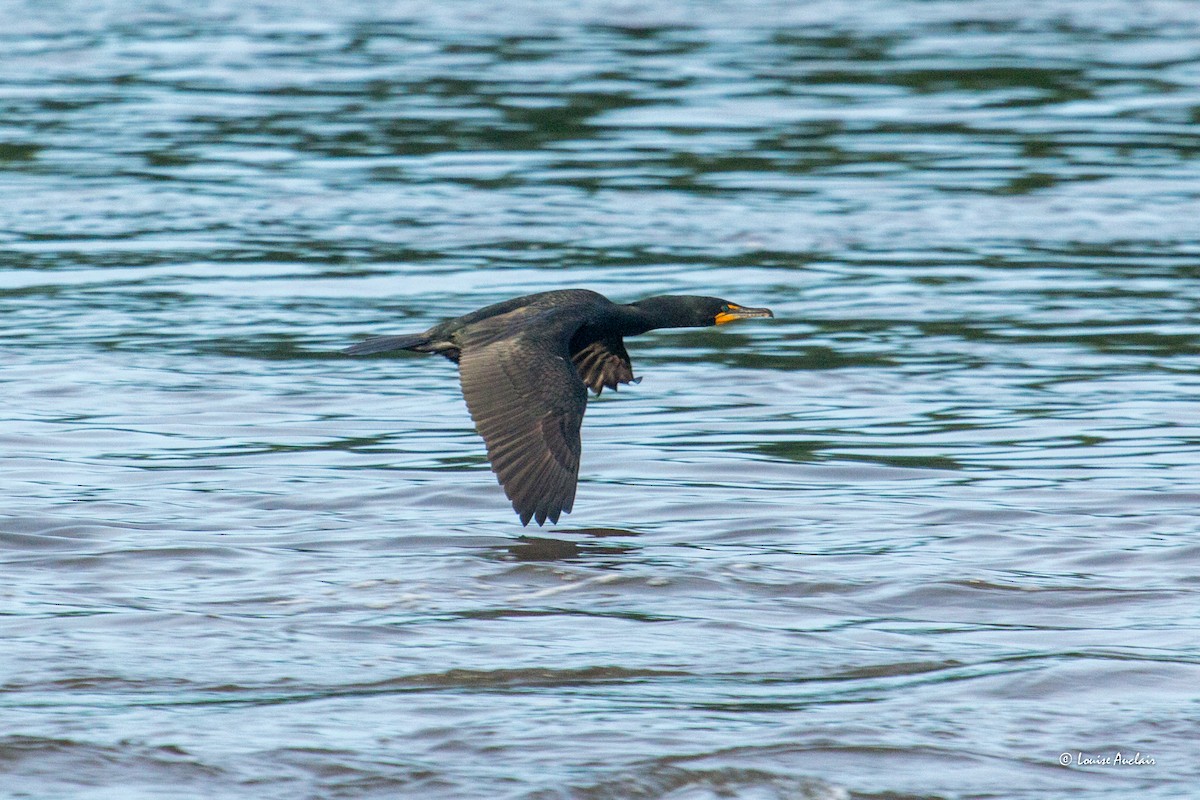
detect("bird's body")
[345,289,772,525]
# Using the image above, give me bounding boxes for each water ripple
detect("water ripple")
[3,1,1198,798]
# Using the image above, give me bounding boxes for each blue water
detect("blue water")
[3,2,1199,798]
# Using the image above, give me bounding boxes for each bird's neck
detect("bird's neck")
[611,303,663,336]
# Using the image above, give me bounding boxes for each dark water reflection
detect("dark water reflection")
[3,1,1200,798]
[502,532,639,562]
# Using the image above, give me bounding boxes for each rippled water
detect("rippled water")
[3,1,1200,798]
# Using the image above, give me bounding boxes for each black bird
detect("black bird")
[344,289,773,525]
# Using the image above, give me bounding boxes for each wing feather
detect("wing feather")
[571,337,637,395]
[458,317,586,526]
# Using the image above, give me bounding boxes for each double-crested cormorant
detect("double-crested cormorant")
[344,289,773,525]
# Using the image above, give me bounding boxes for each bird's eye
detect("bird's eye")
[719,304,731,312]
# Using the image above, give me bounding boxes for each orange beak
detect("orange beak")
[715,304,774,325]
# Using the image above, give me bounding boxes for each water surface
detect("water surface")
[3,1,1199,798]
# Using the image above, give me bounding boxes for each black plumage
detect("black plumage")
[344,289,772,525]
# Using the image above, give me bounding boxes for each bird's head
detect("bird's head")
[628,295,774,330]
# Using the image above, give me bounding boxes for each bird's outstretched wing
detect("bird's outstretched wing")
[458,313,587,526]
[571,337,638,395]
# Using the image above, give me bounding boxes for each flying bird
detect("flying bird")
[344,289,773,525]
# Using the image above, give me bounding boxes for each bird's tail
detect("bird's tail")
[342,333,431,356]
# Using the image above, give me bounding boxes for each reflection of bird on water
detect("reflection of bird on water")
[345,289,773,526]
